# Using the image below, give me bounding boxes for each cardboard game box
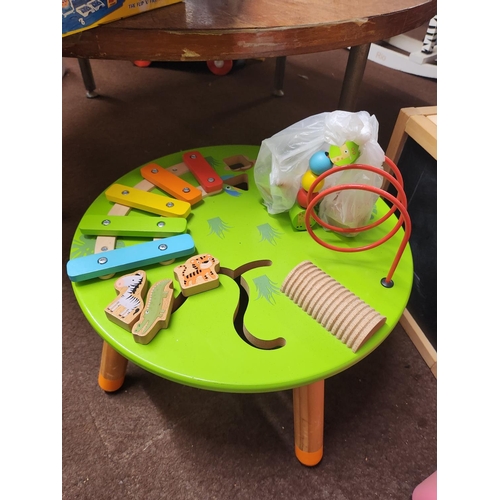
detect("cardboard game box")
[62,0,183,37]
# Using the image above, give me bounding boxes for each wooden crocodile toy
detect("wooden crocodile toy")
[131,279,174,345]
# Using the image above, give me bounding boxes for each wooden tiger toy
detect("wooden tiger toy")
[173,253,220,297]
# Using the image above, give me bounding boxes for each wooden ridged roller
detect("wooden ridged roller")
[281,261,386,352]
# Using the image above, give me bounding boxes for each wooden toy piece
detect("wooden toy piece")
[67,234,195,282]
[301,169,324,193]
[94,177,156,281]
[131,279,175,345]
[288,202,317,231]
[182,151,224,194]
[105,183,191,218]
[296,187,319,209]
[173,253,220,297]
[105,270,148,331]
[281,261,386,352]
[309,151,332,176]
[328,141,360,166]
[80,215,187,237]
[140,163,203,205]
[297,157,323,211]
[292,150,337,229]
[223,154,255,171]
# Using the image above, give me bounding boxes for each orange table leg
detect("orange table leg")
[293,379,325,466]
[98,341,128,392]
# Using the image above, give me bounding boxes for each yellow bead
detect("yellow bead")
[301,170,324,192]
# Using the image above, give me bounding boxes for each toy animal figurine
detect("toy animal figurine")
[105,270,148,331]
[173,253,220,296]
[131,279,175,344]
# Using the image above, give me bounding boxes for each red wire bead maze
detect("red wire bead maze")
[304,156,411,287]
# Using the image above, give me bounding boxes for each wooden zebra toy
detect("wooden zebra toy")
[105,270,148,331]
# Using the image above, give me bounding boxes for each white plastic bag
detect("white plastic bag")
[254,110,386,230]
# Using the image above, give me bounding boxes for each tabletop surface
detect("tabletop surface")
[62,0,437,61]
[70,145,413,393]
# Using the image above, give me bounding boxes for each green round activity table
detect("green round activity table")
[69,145,413,466]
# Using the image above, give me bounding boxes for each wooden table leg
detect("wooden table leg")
[98,341,128,392]
[293,379,325,466]
[272,56,287,97]
[77,58,99,99]
[338,43,370,111]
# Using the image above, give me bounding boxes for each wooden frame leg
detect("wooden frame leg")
[293,379,325,466]
[98,341,128,392]
[338,43,370,111]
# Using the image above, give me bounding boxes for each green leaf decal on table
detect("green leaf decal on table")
[70,234,95,258]
[257,224,282,245]
[207,217,232,238]
[253,275,281,304]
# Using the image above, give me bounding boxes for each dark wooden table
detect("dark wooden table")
[62,0,437,110]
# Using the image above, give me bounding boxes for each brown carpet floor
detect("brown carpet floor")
[62,49,437,499]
